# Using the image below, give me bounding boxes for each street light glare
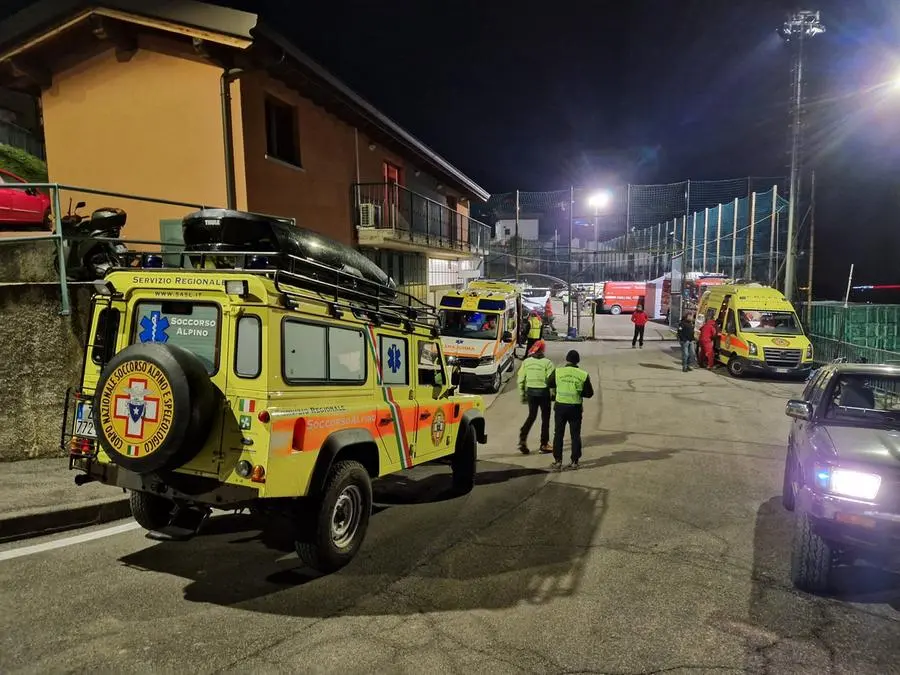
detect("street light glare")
[589,191,611,209]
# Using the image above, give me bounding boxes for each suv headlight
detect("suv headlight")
[815,465,881,500]
[478,355,495,365]
[806,344,813,360]
[747,341,758,357]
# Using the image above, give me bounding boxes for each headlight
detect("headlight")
[816,465,881,500]
[806,344,813,360]
[747,341,758,356]
[447,356,458,365]
[478,355,495,365]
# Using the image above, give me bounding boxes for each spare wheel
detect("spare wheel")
[93,343,217,474]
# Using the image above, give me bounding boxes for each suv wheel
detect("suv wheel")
[295,460,372,573]
[782,451,798,511]
[129,491,175,531]
[451,426,477,495]
[727,356,745,378]
[790,510,835,593]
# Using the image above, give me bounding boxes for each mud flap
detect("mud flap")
[146,504,211,542]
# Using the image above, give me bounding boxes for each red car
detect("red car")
[0,168,51,229]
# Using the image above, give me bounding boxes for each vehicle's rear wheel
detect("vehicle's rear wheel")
[129,491,175,531]
[295,460,372,573]
[451,426,477,495]
[790,510,835,593]
[727,355,745,378]
[782,451,798,511]
[609,305,622,315]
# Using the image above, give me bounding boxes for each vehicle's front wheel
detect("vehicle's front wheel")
[295,460,372,573]
[609,305,622,315]
[451,426,477,495]
[782,450,798,511]
[488,369,502,393]
[129,491,175,531]
[727,355,745,378]
[790,511,835,593]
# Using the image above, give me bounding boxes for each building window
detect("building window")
[265,96,300,166]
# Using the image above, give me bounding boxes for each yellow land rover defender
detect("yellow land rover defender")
[62,209,487,573]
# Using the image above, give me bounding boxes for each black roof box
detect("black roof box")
[181,209,396,292]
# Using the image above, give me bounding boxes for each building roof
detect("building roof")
[0,0,490,202]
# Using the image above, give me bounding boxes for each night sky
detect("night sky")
[248,0,900,299]
[3,0,898,298]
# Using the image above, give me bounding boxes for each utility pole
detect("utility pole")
[780,10,824,302]
[806,170,816,324]
[514,189,520,282]
[624,184,632,278]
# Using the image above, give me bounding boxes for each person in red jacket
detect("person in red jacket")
[631,305,649,349]
[698,315,718,370]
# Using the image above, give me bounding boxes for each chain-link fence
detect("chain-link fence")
[484,177,789,285]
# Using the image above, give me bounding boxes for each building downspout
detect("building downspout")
[220,68,243,210]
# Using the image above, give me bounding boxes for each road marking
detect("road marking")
[0,521,141,562]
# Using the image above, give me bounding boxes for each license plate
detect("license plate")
[73,401,96,438]
[774,368,790,374]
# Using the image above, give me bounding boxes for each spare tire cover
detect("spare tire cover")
[93,343,195,474]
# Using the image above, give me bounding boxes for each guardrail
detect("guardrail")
[0,183,294,315]
[809,333,900,366]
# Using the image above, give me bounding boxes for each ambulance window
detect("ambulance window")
[417,340,444,387]
[378,335,408,386]
[234,315,261,378]
[726,310,736,334]
[283,321,326,380]
[133,301,220,374]
[91,307,120,365]
[328,327,365,381]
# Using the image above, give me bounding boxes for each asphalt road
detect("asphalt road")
[2,338,899,674]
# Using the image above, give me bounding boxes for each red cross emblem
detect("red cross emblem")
[113,378,160,439]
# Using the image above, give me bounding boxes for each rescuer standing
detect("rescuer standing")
[698,313,718,370]
[517,339,555,454]
[548,349,594,470]
[525,311,543,357]
[631,304,649,348]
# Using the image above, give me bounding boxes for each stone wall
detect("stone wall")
[0,239,92,460]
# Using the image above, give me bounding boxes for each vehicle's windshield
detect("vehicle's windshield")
[439,310,500,340]
[738,310,803,335]
[133,301,220,373]
[825,373,900,428]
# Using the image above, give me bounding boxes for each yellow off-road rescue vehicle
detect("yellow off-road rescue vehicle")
[63,209,487,573]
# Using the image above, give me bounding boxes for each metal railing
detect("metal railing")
[0,120,44,158]
[809,333,900,366]
[353,182,491,255]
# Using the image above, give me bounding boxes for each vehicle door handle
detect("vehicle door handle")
[419,411,432,420]
[378,415,393,426]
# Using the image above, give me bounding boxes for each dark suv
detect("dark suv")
[782,363,900,592]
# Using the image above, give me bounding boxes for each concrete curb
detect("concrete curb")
[0,497,131,543]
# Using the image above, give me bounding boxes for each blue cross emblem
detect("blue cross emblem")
[387,344,402,373]
[139,311,170,343]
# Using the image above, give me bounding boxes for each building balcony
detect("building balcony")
[353,182,490,258]
[0,120,44,159]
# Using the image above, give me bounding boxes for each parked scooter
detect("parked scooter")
[53,200,128,281]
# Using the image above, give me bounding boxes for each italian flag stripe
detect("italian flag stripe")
[126,445,140,457]
[239,399,255,413]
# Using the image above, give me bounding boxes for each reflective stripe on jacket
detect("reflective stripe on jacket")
[528,316,542,339]
[518,356,554,392]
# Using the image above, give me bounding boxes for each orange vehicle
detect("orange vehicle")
[597,281,646,315]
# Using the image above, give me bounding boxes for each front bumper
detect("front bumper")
[799,487,900,565]
[738,357,812,376]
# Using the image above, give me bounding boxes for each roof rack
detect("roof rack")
[115,247,441,335]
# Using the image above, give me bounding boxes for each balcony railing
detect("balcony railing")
[0,120,44,159]
[353,182,490,255]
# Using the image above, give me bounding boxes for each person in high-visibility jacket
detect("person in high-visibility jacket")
[525,311,543,357]
[547,349,594,470]
[517,339,554,454]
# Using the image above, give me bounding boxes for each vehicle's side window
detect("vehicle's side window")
[725,310,736,334]
[809,372,830,408]
[282,320,365,383]
[417,340,445,387]
[378,335,408,386]
[329,327,365,381]
[235,315,261,378]
[91,307,120,365]
[284,321,326,380]
[803,369,826,401]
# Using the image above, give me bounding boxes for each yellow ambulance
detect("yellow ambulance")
[696,284,814,378]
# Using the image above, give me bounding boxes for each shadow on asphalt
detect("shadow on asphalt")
[638,362,680,371]
[118,460,608,617]
[573,448,681,470]
[746,496,899,670]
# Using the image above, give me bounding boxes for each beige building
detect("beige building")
[0,0,490,300]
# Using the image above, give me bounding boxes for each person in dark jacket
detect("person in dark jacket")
[631,305,649,348]
[677,313,695,372]
[547,349,594,470]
